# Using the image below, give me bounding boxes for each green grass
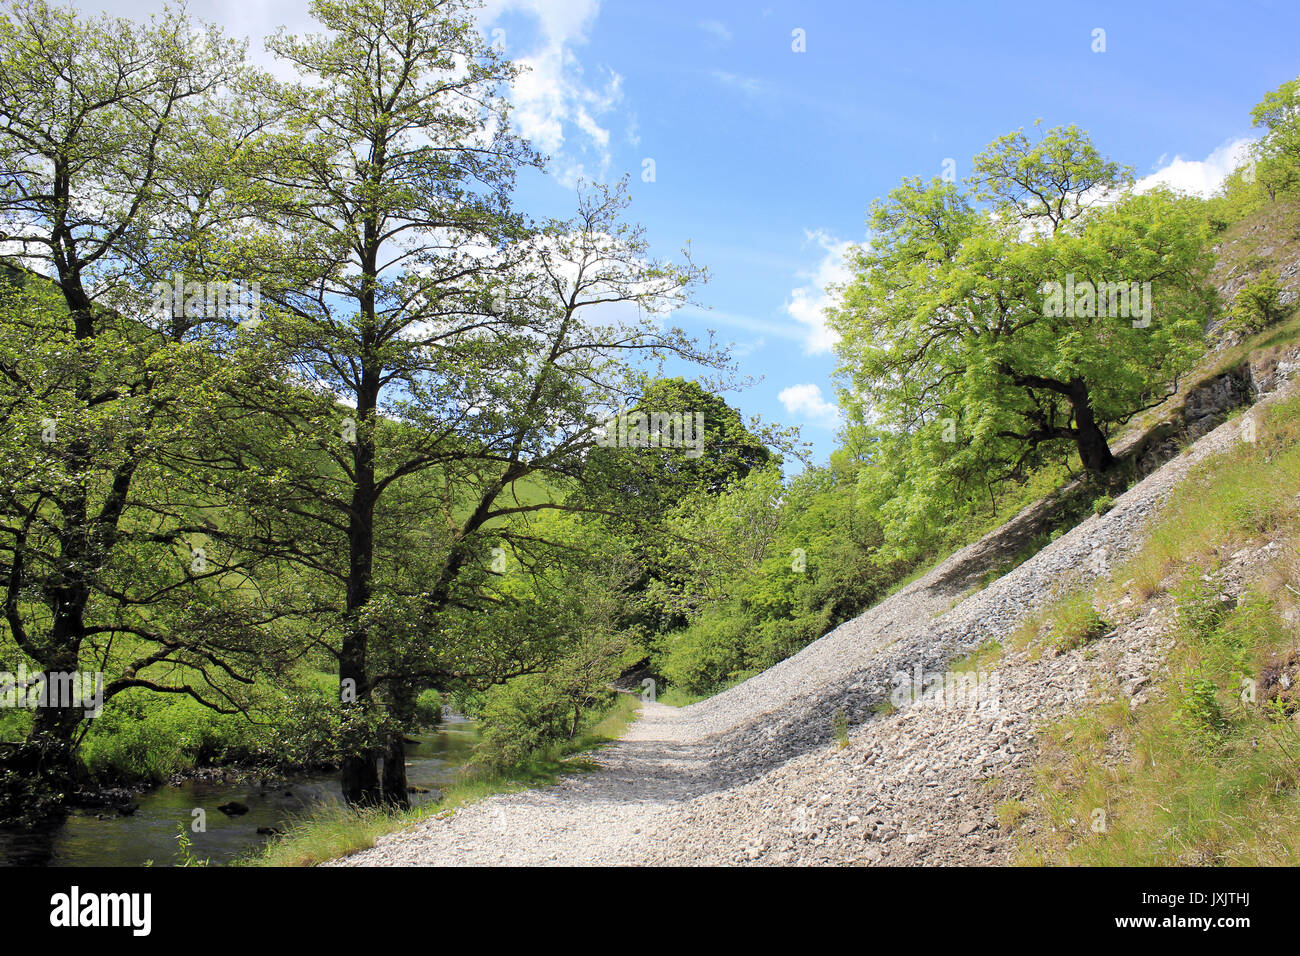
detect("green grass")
[950,639,1004,674]
[656,686,710,708]
[1022,387,1300,866]
[1046,592,1110,652]
[1007,588,1110,659]
[832,709,849,749]
[245,692,641,867]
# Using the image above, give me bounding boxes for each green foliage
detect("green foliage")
[646,455,912,695]
[1225,270,1288,335]
[0,0,303,811]
[1202,165,1268,232]
[472,675,575,769]
[657,608,754,693]
[585,377,779,510]
[1174,576,1231,641]
[1174,674,1228,751]
[413,690,443,729]
[647,393,1105,698]
[470,656,628,771]
[0,708,31,744]
[175,824,210,867]
[831,124,1215,528]
[77,678,342,783]
[1046,592,1108,651]
[1249,76,1300,201]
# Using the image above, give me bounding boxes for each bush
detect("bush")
[655,608,751,695]
[78,693,239,781]
[1225,270,1288,335]
[1048,592,1108,651]
[77,678,341,783]
[1174,674,1227,750]
[1174,577,1231,641]
[413,689,443,729]
[471,675,572,769]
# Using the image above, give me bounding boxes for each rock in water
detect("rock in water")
[217,801,250,816]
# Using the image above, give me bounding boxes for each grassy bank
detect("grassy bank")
[246,692,641,867]
[1015,386,1300,865]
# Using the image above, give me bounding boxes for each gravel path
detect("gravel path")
[333,366,1297,867]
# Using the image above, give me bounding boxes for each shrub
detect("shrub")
[413,689,443,729]
[1225,270,1288,335]
[655,608,751,695]
[78,678,341,783]
[1048,592,1109,651]
[1174,674,1227,750]
[1175,576,1231,641]
[471,675,571,769]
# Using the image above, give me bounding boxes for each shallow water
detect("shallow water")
[0,716,479,866]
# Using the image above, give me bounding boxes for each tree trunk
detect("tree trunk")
[340,372,382,805]
[27,701,83,779]
[1068,379,1116,474]
[340,749,380,806]
[1,693,83,823]
[380,732,410,809]
[19,409,96,810]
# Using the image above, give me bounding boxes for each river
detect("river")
[0,714,480,866]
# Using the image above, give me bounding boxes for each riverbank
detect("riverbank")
[251,692,642,866]
[0,715,480,867]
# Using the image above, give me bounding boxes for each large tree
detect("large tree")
[228,0,543,804]
[1249,76,1300,201]
[0,1,284,811]
[584,376,778,507]
[831,124,1215,520]
[218,0,719,799]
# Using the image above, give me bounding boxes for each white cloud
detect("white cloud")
[674,305,804,341]
[699,19,732,43]
[711,70,772,99]
[78,1,625,187]
[784,229,854,355]
[480,0,624,186]
[1135,137,1256,198]
[778,383,841,427]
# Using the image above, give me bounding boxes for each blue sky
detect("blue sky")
[73,0,1300,464]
